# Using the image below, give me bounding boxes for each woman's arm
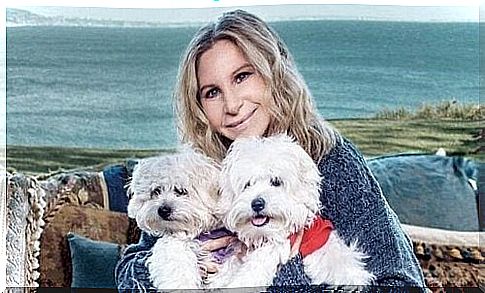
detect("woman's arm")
[271,254,312,286]
[317,137,426,287]
[115,232,157,291]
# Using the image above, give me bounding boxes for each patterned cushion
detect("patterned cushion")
[39,204,129,287]
[40,171,109,213]
[6,173,46,287]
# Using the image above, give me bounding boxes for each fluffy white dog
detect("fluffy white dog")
[127,148,221,290]
[210,135,375,288]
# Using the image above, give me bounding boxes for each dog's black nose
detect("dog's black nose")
[158,205,172,220]
[251,197,266,212]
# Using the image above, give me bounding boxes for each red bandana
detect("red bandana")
[289,216,334,258]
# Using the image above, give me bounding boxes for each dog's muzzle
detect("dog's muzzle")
[250,197,270,227]
[251,197,266,212]
[158,205,173,221]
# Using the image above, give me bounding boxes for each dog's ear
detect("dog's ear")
[215,173,235,219]
[127,196,144,219]
[203,158,222,203]
[217,143,241,215]
[125,177,134,199]
[185,148,222,205]
[298,154,321,188]
[124,159,139,197]
[126,162,143,219]
[285,138,322,213]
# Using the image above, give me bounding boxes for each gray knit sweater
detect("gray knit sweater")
[115,138,426,291]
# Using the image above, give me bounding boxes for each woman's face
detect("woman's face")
[197,40,271,141]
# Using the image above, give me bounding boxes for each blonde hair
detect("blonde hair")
[174,9,340,163]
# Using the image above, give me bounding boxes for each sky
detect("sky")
[4,0,482,23]
[17,5,479,23]
[4,0,481,8]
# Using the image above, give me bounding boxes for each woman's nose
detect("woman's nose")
[224,90,243,114]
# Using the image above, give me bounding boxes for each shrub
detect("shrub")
[375,100,484,120]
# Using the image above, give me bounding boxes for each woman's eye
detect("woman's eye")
[235,72,252,84]
[174,186,188,196]
[270,177,283,187]
[150,186,162,197]
[205,88,220,99]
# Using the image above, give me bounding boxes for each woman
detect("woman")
[116,9,426,290]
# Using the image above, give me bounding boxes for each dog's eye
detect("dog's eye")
[150,186,162,197]
[174,186,188,196]
[270,177,283,187]
[243,181,252,190]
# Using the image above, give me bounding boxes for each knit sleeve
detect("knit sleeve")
[115,232,157,292]
[318,138,426,287]
[271,254,312,287]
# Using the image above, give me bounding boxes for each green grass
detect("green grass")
[5,146,171,175]
[331,118,483,160]
[5,117,484,175]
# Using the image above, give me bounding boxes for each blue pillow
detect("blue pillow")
[102,159,139,213]
[67,232,123,288]
[367,154,479,231]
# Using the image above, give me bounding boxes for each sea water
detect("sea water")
[6,21,480,149]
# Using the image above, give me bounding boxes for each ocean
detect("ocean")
[6,21,480,149]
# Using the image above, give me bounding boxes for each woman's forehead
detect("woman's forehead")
[197,40,251,79]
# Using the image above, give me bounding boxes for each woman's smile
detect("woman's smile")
[225,108,257,129]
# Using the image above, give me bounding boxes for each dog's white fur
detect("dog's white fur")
[210,135,375,288]
[127,147,221,290]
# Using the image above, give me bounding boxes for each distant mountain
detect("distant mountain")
[6,5,477,27]
[7,8,50,26]
[6,8,194,27]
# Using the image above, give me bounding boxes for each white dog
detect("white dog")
[211,135,375,288]
[127,148,221,290]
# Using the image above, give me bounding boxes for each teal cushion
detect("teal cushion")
[67,232,122,288]
[367,154,479,231]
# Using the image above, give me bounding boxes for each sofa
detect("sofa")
[5,154,485,290]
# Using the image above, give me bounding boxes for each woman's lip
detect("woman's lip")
[225,108,257,128]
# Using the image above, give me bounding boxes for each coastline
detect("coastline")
[6,117,483,175]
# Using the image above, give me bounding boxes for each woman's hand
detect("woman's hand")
[290,229,303,258]
[200,235,235,252]
[199,235,238,278]
[198,230,302,279]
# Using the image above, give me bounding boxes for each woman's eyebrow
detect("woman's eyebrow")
[199,83,217,95]
[232,63,253,76]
